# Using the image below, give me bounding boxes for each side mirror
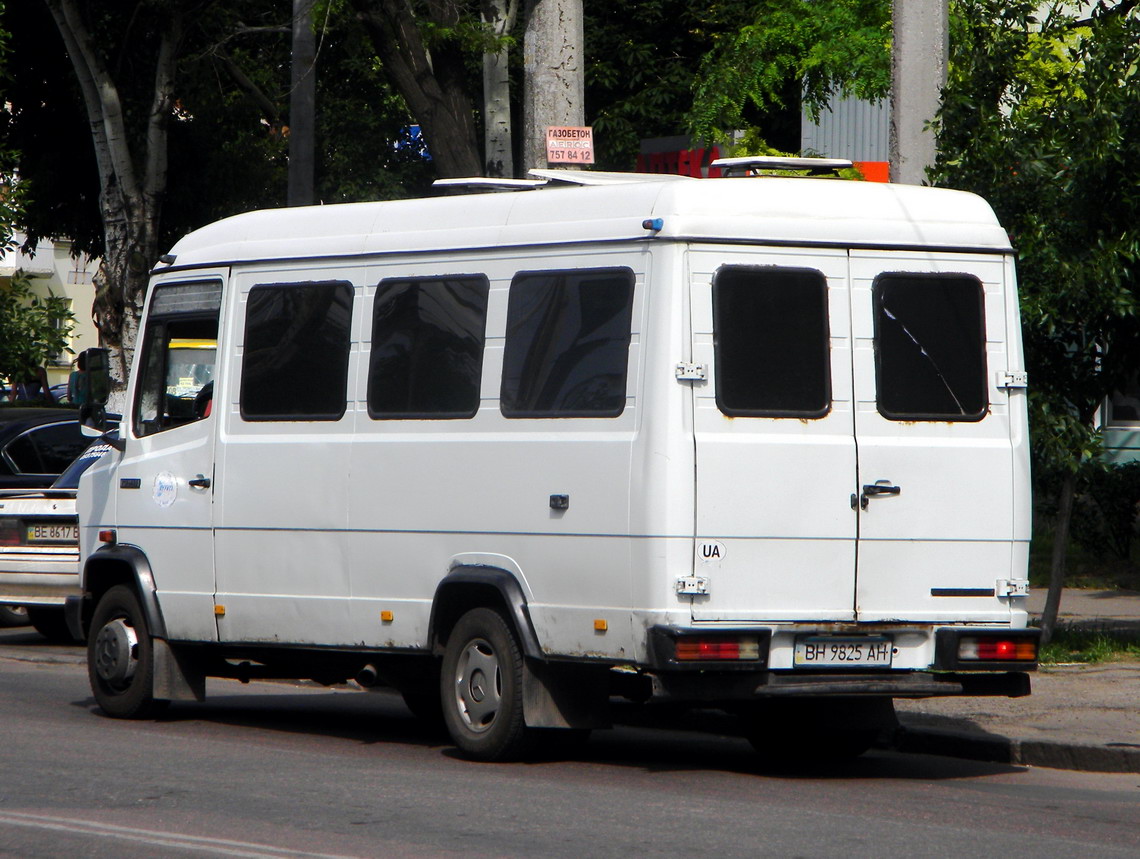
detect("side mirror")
[83,347,112,406]
[76,348,123,448]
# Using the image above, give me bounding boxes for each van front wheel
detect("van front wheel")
[87,585,167,719]
[441,607,533,761]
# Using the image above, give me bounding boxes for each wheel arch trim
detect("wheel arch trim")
[76,544,168,640]
[429,565,543,660]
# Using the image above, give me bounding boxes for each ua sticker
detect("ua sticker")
[153,471,177,508]
[696,541,726,564]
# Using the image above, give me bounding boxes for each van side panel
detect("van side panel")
[627,243,697,650]
[340,247,646,660]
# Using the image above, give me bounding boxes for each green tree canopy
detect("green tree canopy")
[930,0,1140,638]
[0,271,74,388]
[685,0,891,145]
[932,0,1140,473]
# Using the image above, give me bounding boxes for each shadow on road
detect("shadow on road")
[59,678,1026,783]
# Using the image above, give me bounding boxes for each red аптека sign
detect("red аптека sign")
[546,126,595,164]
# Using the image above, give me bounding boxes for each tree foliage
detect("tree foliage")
[585,1,751,169]
[0,271,74,386]
[0,0,433,389]
[932,0,1140,475]
[686,0,891,144]
[930,0,1140,638]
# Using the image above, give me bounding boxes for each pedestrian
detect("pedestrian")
[68,352,90,406]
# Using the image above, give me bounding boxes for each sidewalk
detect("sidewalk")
[892,588,1140,773]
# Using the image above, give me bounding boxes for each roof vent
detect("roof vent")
[432,177,546,193]
[711,156,854,177]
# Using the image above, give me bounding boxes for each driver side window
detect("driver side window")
[134,281,221,438]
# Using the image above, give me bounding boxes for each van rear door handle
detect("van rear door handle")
[189,476,212,489]
[858,482,900,510]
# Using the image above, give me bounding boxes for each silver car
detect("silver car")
[0,440,114,641]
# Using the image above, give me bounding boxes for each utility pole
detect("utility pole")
[288,0,316,206]
[521,0,584,174]
[890,0,948,185]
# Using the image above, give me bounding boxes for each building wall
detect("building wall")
[0,234,100,388]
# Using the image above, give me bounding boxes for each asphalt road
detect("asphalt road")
[1,633,1138,858]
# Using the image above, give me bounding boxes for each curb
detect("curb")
[890,725,1140,774]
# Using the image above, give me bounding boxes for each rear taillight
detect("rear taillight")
[958,635,1038,662]
[0,517,20,546]
[675,636,762,662]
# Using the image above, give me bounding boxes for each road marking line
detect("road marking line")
[0,812,360,858]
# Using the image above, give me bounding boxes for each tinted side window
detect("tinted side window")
[368,276,489,419]
[501,268,634,418]
[712,266,831,418]
[241,281,354,421]
[4,423,87,475]
[874,273,987,421]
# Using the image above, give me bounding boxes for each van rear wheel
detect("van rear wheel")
[441,607,533,761]
[87,585,167,719]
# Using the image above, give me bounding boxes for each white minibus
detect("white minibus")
[70,161,1038,761]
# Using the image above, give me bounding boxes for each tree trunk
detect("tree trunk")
[289,0,317,207]
[482,0,518,178]
[352,0,483,178]
[43,0,179,397]
[1040,468,1077,645]
[521,0,584,174]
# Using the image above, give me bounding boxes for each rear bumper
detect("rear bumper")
[641,624,1036,703]
[0,558,81,607]
[646,668,1031,703]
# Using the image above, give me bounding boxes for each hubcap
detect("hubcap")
[93,618,139,686]
[454,638,501,732]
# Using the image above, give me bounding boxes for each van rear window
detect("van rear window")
[240,281,354,421]
[712,266,831,418]
[501,268,634,418]
[368,276,489,419]
[873,273,987,421]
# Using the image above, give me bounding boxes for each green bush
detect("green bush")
[1069,461,1140,562]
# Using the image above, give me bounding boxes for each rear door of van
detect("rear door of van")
[688,246,1023,624]
[849,251,1023,624]
[688,247,859,622]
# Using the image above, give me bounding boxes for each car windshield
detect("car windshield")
[52,435,117,489]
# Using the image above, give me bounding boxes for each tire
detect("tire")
[0,605,29,628]
[26,607,78,643]
[440,607,533,761]
[87,585,168,719]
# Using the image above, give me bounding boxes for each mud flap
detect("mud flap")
[522,659,610,729]
[153,638,206,702]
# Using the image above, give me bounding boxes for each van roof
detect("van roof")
[163,175,1012,269]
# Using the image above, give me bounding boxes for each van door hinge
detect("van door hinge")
[996,370,1028,389]
[997,579,1030,597]
[676,575,709,595]
[675,362,707,382]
